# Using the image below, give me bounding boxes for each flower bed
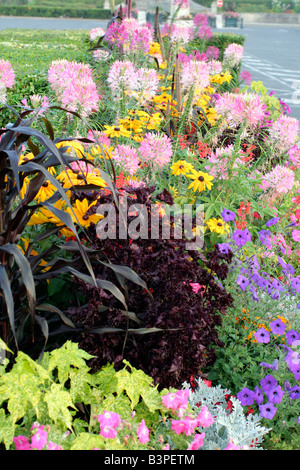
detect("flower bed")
[0,1,299,452]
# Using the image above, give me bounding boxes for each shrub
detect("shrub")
[0,5,112,19]
[61,186,234,390]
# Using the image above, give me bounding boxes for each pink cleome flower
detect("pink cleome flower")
[138,132,173,168]
[112,144,140,175]
[0,59,15,89]
[48,60,100,118]
[261,164,295,195]
[223,43,244,67]
[268,115,299,153]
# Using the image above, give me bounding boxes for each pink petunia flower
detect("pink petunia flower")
[48,441,63,450]
[292,229,300,242]
[162,389,189,410]
[137,419,150,444]
[171,417,198,436]
[188,432,205,450]
[31,428,48,450]
[98,410,122,429]
[100,425,118,439]
[13,435,31,450]
[196,405,214,428]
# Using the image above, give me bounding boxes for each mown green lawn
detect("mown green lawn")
[0,29,90,78]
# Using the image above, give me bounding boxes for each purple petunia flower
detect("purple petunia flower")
[254,386,264,405]
[289,362,300,381]
[259,402,277,420]
[258,229,271,246]
[283,263,295,276]
[277,256,287,269]
[218,243,232,254]
[251,272,264,288]
[260,374,277,393]
[289,385,300,400]
[237,387,255,406]
[236,274,250,291]
[267,385,284,404]
[271,290,280,300]
[291,277,300,294]
[272,278,283,291]
[221,208,235,222]
[284,380,292,391]
[270,318,286,336]
[260,359,279,371]
[232,228,251,247]
[286,329,300,347]
[265,217,280,227]
[252,290,259,301]
[254,328,270,344]
[248,256,260,271]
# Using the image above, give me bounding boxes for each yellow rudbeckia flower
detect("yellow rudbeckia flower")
[66,198,103,228]
[206,217,230,235]
[186,170,214,192]
[103,125,132,138]
[170,160,194,176]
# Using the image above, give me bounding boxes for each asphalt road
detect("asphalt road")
[0,17,299,120]
[0,16,109,30]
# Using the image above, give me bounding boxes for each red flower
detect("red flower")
[226,400,233,413]
[203,379,212,387]
[253,211,261,219]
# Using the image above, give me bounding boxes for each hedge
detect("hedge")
[0,5,112,19]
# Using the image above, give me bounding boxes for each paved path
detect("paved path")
[0,16,109,30]
[217,24,300,121]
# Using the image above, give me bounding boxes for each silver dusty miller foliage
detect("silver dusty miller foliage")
[181,378,271,450]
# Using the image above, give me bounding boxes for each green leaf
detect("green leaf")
[93,363,118,397]
[115,361,159,411]
[68,367,95,404]
[0,358,45,422]
[47,341,94,385]
[0,409,15,449]
[70,433,123,450]
[44,382,77,430]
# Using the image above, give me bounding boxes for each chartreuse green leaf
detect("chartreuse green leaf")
[47,341,95,385]
[68,367,96,404]
[115,360,162,412]
[70,433,123,450]
[0,338,13,355]
[44,383,77,430]
[0,409,15,449]
[0,352,51,422]
[93,363,118,397]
